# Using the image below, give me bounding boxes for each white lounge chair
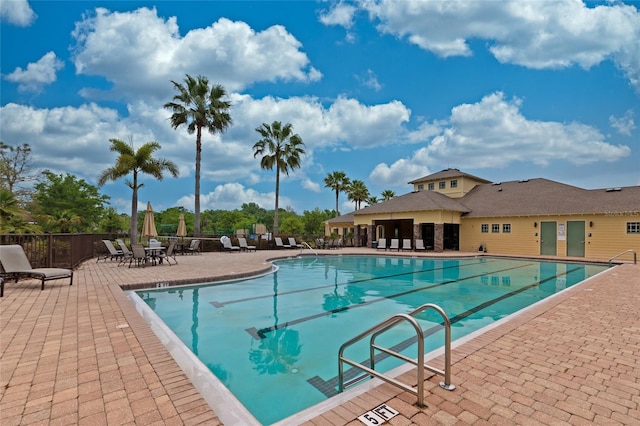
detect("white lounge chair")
[222,237,240,252]
[0,244,73,291]
[376,238,387,250]
[274,237,291,249]
[414,239,427,251]
[389,238,400,251]
[238,237,256,252]
[288,237,303,249]
[402,239,412,251]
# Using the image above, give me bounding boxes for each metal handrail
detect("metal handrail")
[301,241,317,256]
[338,303,455,407]
[608,249,637,266]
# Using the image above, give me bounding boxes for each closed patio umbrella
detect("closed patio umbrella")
[141,202,158,241]
[176,213,187,239]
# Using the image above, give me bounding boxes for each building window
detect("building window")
[492,224,500,233]
[417,184,424,190]
[481,224,489,233]
[628,222,640,234]
[450,179,458,188]
[428,183,434,191]
[503,224,511,233]
[439,181,446,189]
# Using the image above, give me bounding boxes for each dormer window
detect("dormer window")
[417,184,424,190]
[428,183,434,191]
[439,181,446,189]
[450,179,458,188]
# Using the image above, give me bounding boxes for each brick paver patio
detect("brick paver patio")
[1,248,638,425]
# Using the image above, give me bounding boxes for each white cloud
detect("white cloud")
[301,179,321,192]
[0,0,36,26]
[319,2,357,28]
[328,0,640,91]
[5,52,64,92]
[1,90,416,212]
[356,69,382,91]
[71,7,321,101]
[177,182,291,211]
[370,91,631,186]
[609,110,636,136]
[369,159,429,187]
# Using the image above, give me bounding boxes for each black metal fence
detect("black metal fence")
[0,233,117,269]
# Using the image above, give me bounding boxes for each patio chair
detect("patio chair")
[238,237,256,252]
[274,237,291,249]
[315,238,325,249]
[288,237,303,249]
[389,238,400,251]
[157,240,178,265]
[184,239,201,255]
[402,238,412,251]
[221,236,240,252]
[376,238,387,250]
[116,239,133,265]
[0,244,73,291]
[97,240,123,262]
[414,239,427,251]
[128,244,150,268]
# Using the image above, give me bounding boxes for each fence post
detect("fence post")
[47,234,54,268]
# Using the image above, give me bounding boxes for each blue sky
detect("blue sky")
[1,0,639,215]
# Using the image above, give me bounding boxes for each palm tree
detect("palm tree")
[98,138,178,242]
[253,121,305,236]
[381,189,396,201]
[367,196,379,205]
[324,171,350,217]
[164,74,232,235]
[347,179,370,210]
[0,188,39,233]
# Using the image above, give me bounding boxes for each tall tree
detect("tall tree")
[164,74,232,235]
[324,171,350,217]
[97,139,178,242]
[0,142,37,203]
[347,179,370,210]
[253,121,305,236]
[33,171,109,232]
[381,189,396,201]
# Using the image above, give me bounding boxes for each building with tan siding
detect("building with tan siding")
[326,169,640,260]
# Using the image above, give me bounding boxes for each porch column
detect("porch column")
[413,223,421,241]
[434,223,444,253]
[367,225,374,248]
[354,226,361,247]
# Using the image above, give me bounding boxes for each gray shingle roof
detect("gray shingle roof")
[408,168,491,185]
[461,178,640,217]
[354,190,470,216]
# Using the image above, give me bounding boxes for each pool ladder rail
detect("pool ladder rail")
[338,303,455,407]
[608,249,637,266]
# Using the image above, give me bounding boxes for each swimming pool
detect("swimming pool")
[131,255,608,424]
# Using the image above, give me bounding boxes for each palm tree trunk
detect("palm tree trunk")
[335,190,339,217]
[194,126,202,236]
[131,173,138,242]
[274,168,280,236]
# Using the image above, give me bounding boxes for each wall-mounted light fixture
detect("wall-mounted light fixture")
[534,232,538,237]
[534,222,537,228]
[589,221,593,228]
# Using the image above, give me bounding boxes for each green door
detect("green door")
[567,221,585,257]
[540,221,557,256]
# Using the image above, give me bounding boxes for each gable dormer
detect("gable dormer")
[408,168,491,198]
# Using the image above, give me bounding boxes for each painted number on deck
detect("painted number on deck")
[358,404,399,425]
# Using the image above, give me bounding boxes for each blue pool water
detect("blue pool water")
[134,256,608,424]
